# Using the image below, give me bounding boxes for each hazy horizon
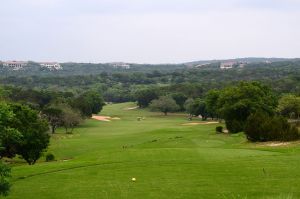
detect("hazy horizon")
[2,57,300,65]
[1,0,300,64]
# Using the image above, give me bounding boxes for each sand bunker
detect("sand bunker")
[125,106,139,110]
[92,115,121,122]
[265,142,290,147]
[92,115,112,122]
[181,122,219,126]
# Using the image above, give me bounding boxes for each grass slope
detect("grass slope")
[5,103,300,199]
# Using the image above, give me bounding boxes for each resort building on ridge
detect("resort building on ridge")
[2,61,28,70]
[220,62,235,69]
[110,62,131,69]
[39,62,62,70]
[220,61,248,69]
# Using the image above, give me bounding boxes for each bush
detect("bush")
[244,111,268,141]
[0,162,11,196]
[245,111,300,142]
[216,126,223,133]
[226,119,244,134]
[45,153,55,162]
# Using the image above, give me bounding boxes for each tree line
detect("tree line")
[0,60,299,103]
[0,87,105,195]
[136,82,300,141]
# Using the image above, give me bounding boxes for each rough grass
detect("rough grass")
[5,103,300,199]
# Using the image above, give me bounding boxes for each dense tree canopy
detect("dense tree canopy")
[8,103,50,165]
[136,88,159,108]
[71,91,105,117]
[184,98,208,120]
[277,94,300,119]
[205,89,220,119]
[0,103,50,165]
[217,82,277,133]
[0,161,10,196]
[171,93,188,111]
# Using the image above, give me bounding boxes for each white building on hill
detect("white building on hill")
[110,62,131,69]
[220,62,235,69]
[220,61,248,69]
[39,62,62,70]
[2,61,28,70]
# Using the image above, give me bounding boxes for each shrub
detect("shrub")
[226,119,244,134]
[216,126,223,133]
[0,162,11,196]
[245,112,300,142]
[45,153,55,162]
[244,111,268,141]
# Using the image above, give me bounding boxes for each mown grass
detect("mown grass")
[4,103,300,199]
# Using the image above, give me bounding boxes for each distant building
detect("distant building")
[220,62,235,69]
[265,60,272,64]
[194,63,210,68]
[110,62,131,69]
[220,61,248,69]
[238,62,247,68]
[39,62,62,70]
[2,61,28,70]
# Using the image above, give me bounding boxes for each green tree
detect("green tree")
[0,161,11,196]
[61,106,82,134]
[72,91,105,117]
[277,94,300,119]
[136,88,159,108]
[245,111,299,142]
[8,104,50,165]
[217,82,277,133]
[0,128,22,159]
[184,98,208,120]
[149,96,179,115]
[171,93,188,111]
[0,103,22,159]
[184,98,195,117]
[192,99,209,120]
[42,107,64,134]
[205,89,220,120]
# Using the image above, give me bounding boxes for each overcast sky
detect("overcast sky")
[0,0,300,64]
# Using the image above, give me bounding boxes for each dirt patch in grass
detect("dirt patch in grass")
[181,122,219,126]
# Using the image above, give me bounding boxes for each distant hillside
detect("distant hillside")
[184,57,298,67]
[0,58,299,77]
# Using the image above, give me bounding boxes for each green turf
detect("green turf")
[4,103,300,199]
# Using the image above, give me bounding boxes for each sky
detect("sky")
[0,0,300,64]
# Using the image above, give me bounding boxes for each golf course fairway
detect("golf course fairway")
[6,103,300,199]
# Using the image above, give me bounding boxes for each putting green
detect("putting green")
[6,103,300,199]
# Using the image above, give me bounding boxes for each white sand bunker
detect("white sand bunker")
[125,106,139,110]
[181,122,219,126]
[265,142,290,147]
[92,115,120,122]
[92,116,111,121]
